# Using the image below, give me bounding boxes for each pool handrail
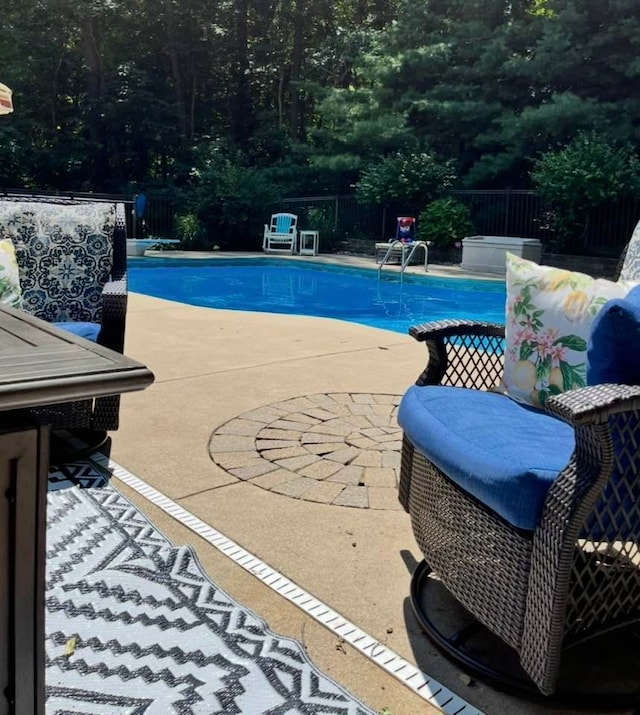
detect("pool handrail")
[377,240,429,281]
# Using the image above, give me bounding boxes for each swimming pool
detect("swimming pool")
[128,257,506,335]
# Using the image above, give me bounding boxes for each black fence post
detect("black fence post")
[504,188,511,236]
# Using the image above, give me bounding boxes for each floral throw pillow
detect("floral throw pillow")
[502,253,638,408]
[0,236,22,308]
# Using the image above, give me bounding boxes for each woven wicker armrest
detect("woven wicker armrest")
[523,381,640,692]
[409,318,505,342]
[99,277,127,354]
[545,383,640,427]
[102,276,127,313]
[409,319,505,388]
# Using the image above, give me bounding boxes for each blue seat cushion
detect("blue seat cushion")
[54,321,100,342]
[398,385,575,530]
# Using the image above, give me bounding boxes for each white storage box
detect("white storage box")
[461,236,542,275]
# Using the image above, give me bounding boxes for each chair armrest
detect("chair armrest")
[409,319,505,388]
[536,383,640,548]
[525,384,640,686]
[409,318,505,342]
[545,383,640,427]
[526,382,640,666]
[98,277,127,353]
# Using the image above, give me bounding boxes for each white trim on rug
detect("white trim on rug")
[106,456,483,715]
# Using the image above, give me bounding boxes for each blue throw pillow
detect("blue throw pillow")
[587,284,640,386]
[584,285,640,541]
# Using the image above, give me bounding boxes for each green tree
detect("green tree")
[184,142,281,250]
[355,151,456,214]
[4,0,640,213]
[367,0,543,185]
[417,198,474,248]
[314,0,640,189]
[530,132,640,249]
[469,0,640,185]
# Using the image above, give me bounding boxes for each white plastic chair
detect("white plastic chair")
[263,213,298,254]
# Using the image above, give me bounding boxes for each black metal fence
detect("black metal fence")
[0,188,177,240]
[448,190,640,257]
[450,190,547,240]
[277,195,385,251]
[278,191,548,246]
[3,187,639,256]
[275,190,640,257]
[131,196,176,239]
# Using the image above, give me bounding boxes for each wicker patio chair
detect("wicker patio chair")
[0,197,127,434]
[397,233,640,697]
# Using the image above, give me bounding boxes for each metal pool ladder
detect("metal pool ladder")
[377,240,429,281]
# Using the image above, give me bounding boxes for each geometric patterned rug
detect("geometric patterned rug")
[45,460,377,714]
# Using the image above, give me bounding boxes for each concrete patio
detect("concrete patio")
[103,256,635,715]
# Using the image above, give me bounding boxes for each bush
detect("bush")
[417,198,474,248]
[175,213,207,249]
[306,205,340,252]
[183,141,283,250]
[355,151,456,214]
[530,132,640,250]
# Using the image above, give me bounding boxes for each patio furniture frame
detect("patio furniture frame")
[0,197,128,433]
[399,260,640,696]
[0,302,153,715]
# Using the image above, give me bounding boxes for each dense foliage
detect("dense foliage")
[2,0,640,247]
[531,132,640,249]
[417,198,474,248]
[354,151,456,214]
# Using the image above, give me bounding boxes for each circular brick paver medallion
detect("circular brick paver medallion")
[208,393,403,510]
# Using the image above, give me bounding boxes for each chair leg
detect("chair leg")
[410,561,528,692]
[409,560,640,707]
[49,429,110,469]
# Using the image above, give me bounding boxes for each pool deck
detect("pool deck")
[108,251,627,715]
[141,248,507,283]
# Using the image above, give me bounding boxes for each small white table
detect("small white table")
[298,230,319,256]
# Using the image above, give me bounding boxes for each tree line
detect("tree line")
[2,0,640,249]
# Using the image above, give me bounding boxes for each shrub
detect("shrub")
[183,141,283,250]
[306,205,340,252]
[355,151,456,214]
[417,198,474,248]
[196,161,281,250]
[530,132,640,250]
[175,213,207,249]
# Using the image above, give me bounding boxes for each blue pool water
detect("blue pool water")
[128,258,506,335]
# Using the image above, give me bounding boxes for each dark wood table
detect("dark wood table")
[0,305,154,715]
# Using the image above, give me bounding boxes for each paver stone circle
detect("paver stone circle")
[208,393,403,510]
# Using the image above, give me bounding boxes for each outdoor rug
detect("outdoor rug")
[45,459,377,714]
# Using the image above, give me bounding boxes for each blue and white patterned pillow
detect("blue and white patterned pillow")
[0,201,115,323]
[619,219,640,281]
